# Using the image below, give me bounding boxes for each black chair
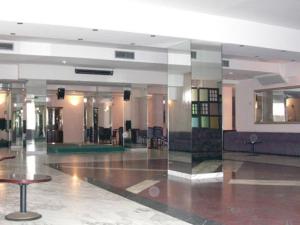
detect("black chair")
[87,127,93,142]
[103,128,112,143]
[153,126,163,149]
[148,127,153,148]
[98,127,104,143]
[118,127,123,146]
[93,127,99,143]
[139,130,147,145]
[131,129,139,144]
[112,129,118,145]
[0,118,6,130]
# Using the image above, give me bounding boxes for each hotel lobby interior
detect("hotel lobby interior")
[1,1,300,224]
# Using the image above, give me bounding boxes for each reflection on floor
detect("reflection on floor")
[0,149,189,225]
[1,149,300,225]
[192,160,222,174]
[50,150,300,225]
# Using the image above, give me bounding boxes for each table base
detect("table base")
[5,211,42,221]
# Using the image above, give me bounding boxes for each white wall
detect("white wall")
[0,64,18,80]
[0,64,168,86]
[19,64,168,85]
[223,86,233,130]
[8,41,167,65]
[225,59,280,74]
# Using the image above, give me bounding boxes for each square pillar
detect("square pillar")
[168,41,223,180]
[25,80,47,152]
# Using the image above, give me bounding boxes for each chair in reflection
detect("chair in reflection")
[98,127,105,143]
[147,127,153,148]
[138,130,147,145]
[118,127,123,145]
[153,126,164,149]
[112,129,118,145]
[103,128,112,144]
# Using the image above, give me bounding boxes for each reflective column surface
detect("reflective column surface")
[167,41,223,179]
[191,42,223,177]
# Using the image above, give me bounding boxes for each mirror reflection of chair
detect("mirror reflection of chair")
[245,133,262,155]
[147,127,153,148]
[148,126,165,149]
[112,129,118,145]
[138,130,147,145]
[102,127,112,144]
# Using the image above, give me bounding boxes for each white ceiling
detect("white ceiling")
[223,44,300,63]
[1,20,300,64]
[0,20,299,81]
[0,21,184,50]
[138,0,300,30]
[223,69,266,80]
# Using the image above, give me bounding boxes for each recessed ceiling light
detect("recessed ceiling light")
[92,28,98,31]
[78,38,83,41]
[150,34,156,37]
[10,33,16,36]
[229,71,233,75]
[62,60,67,64]
[17,22,23,25]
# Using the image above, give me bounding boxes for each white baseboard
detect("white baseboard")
[168,170,223,182]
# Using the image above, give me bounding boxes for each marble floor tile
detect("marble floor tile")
[0,149,190,225]
[3,148,300,225]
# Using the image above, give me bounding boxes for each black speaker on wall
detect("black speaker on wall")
[124,90,131,101]
[57,88,65,100]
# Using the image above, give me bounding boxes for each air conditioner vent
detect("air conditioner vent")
[256,74,285,86]
[115,51,135,59]
[75,68,113,76]
[222,60,230,67]
[0,42,13,51]
[191,51,197,59]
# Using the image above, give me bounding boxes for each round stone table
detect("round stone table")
[0,174,52,221]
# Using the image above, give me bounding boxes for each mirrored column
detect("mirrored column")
[9,84,26,148]
[168,40,193,175]
[95,94,113,144]
[112,93,124,146]
[0,84,13,148]
[191,41,223,178]
[84,96,94,143]
[123,87,148,148]
[147,86,168,150]
[25,80,47,152]
[168,41,223,179]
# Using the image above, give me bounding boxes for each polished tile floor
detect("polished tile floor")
[1,148,300,225]
[0,148,189,225]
